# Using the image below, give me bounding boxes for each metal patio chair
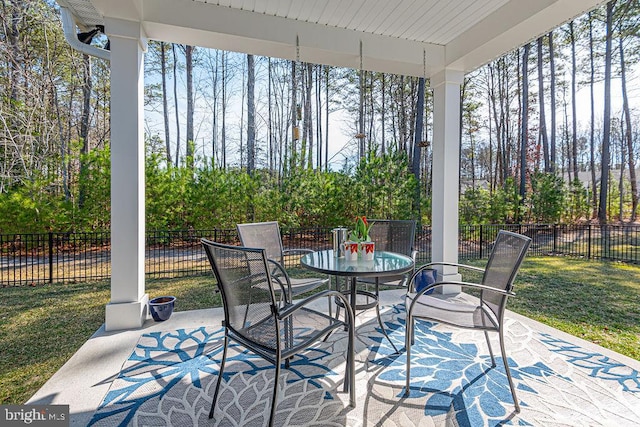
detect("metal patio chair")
[237,221,330,303]
[201,239,355,427]
[359,219,418,288]
[404,230,531,413]
[351,219,418,351]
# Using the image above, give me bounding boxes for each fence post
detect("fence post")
[48,232,54,284]
[553,224,557,254]
[587,224,592,260]
[479,224,483,258]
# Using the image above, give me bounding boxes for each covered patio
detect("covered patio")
[26,0,640,425]
[28,289,640,425]
[56,0,606,332]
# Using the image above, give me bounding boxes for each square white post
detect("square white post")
[431,69,464,294]
[104,18,148,331]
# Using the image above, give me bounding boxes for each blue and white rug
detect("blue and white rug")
[88,304,640,426]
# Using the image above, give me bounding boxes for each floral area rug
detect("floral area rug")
[88,304,640,426]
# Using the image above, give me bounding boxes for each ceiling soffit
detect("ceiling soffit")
[62,0,607,77]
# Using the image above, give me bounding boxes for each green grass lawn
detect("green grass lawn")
[1,256,639,405]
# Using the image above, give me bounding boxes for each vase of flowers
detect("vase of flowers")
[346,216,375,261]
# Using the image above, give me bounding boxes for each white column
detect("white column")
[104,18,148,331]
[431,69,464,294]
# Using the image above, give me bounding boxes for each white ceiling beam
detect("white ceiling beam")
[446,0,607,71]
[93,0,444,77]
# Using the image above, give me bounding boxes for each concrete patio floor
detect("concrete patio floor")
[27,289,640,426]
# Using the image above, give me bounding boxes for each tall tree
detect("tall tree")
[325,65,330,171]
[221,50,227,169]
[78,54,92,208]
[589,13,598,218]
[537,37,550,172]
[185,45,194,169]
[598,0,615,223]
[304,62,313,168]
[412,77,425,215]
[619,36,638,220]
[520,43,530,206]
[160,42,172,166]
[172,44,181,167]
[569,21,579,181]
[246,54,255,174]
[548,31,557,172]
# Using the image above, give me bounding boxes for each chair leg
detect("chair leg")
[374,278,399,353]
[268,355,282,427]
[484,330,496,367]
[404,315,412,396]
[499,328,520,413]
[333,276,343,321]
[375,301,399,353]
[328,277,333,319]
[346,310,356,407]
[209,334,229,419]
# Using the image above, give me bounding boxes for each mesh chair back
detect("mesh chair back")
[481,230,531,318]
[201,239,280,351]
[368,220,417,256]
[237,222,285,264]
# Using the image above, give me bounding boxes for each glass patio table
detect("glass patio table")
[300,249,414,352]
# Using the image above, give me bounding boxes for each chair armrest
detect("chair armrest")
[421,261,485,273]
[408,279,515,299]
[407,263,486,292]
[267,259,293,303]
[283,248,315,256]
[411,250,418,262]
[277,289,353,324]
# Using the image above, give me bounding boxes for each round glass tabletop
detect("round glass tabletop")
[300,249,414,278]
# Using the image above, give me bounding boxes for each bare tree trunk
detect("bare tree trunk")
[359,67,365,159]
[211,50,218,164]
[52,85,70,200]
[185,45,194,169]
[563,85,571,183]
[619,36,638,220]
[619,116,626,222]
[7,0,21,103]
[520,43,530,209]
[247,54,255,174]
[268,57,273,172]
[570,22,579,182]
[381,73,386,154]
[221,51,227,169]
[599,1,615,224]
[412,78,425,180]
[325,65,329,171]
[239,59,245,169]
[488,63,503,189]
[537,37,550,172]
[548,31,557,173]
[411,77,425,219]
[487,80,494,192]
[160,42,172,166]
[290,60,297,173]
[315,65,322,169]
[305,62,313,169]
[78,54,92,208]
[173,44,181,167]
[589,14,598,218]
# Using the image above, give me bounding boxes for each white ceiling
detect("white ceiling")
[58,0,606,77]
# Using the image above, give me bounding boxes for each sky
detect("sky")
[143,48,640,172]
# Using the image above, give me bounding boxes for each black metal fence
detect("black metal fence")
[2,223,639,286]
